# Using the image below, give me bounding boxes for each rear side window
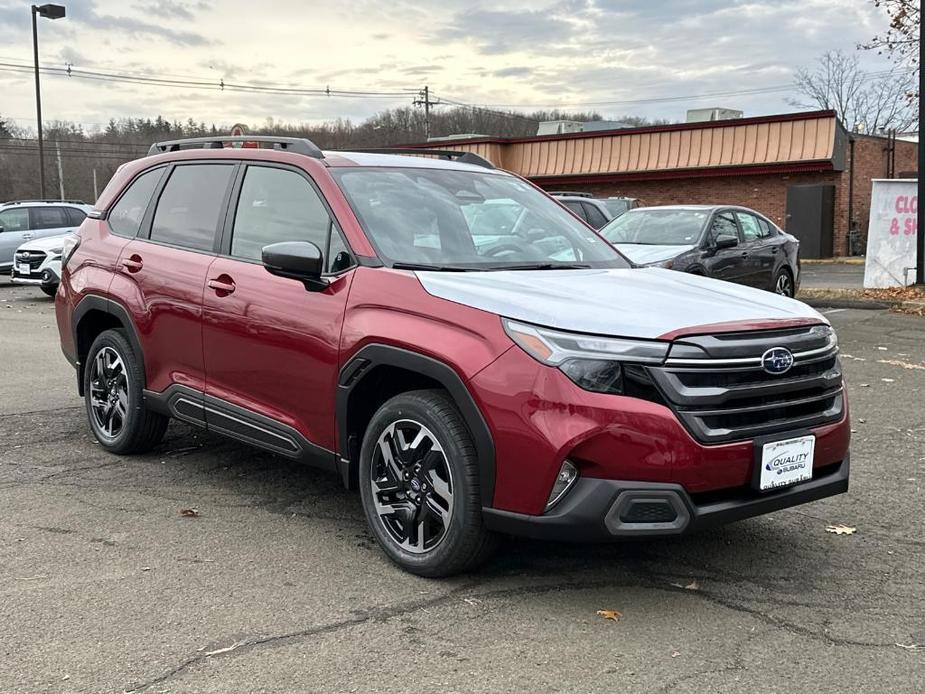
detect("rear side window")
[230,166,332,262]
[109,169,163,237]
[65,207,87,226]
[151,164,234,251]
[0,208,29,232]
[562,200,587,222]
[582,202,608,228]
[30,207,68,229]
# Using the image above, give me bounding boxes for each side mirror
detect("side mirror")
[262,241,328,291]
[714,234,738,250]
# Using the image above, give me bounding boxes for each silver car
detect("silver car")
[0,200,91,274]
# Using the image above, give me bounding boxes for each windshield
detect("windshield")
[332,167,628,270]
[600,209,709,246]
[603,199,630,217]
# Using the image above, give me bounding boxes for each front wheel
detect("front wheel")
[84,329,168,454]
[40,284,57,297]
[359,390,497,577]
[774,268,795,297]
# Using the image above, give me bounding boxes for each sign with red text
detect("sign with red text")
[864,179,918,288]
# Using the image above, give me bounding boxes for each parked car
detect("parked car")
[55,137,849,577]
[1,200,91,281]
[600,205,801,296]
[549,192,641,229]
[11,233,77,296]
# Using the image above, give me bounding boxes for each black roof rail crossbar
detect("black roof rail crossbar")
[5,198,89,205]
[548,191,593,198]
[341,148,495,170]
[148,136,324,159]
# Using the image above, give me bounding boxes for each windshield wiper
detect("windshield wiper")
[390,262,482,272]
[486,262,591,271]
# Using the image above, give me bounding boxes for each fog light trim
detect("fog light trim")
[545,459,579,511]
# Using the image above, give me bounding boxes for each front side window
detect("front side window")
[603,199,630,217]
[30,207,68,229]
[736,212,765,242]
[0,208,29,233]
[109,169,163,237]
[582,202,608,228]
[332,167,626,270]
[709,212,739,244]
[601,209,709,246]
[151,164,234,251]
[231,166,332,262]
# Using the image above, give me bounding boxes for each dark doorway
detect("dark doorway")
[785,184,835,259]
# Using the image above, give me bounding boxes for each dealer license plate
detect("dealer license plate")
[758,435,815,491]
[17,262,30,275]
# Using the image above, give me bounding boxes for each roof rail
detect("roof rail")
[342,148,495,170]
[548,191,593,198]
[4,198,89,205]
[148,136,324,159]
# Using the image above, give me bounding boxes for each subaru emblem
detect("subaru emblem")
[761,347,794,375]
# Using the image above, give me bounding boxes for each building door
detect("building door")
[785,184,835,259]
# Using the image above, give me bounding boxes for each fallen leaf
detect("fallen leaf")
[881,378,896,383]
[684,580,700,591]
[671,651,681,658]
[877,346,888,351]
[180,508,200,518]
[859,383,870,387]
[825,524,857,535]
[463,597,481,606]
[597,609,622,622]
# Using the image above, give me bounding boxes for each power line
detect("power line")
[0,61,420,99]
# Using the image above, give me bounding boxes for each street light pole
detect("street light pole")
[31,6,45,199]
[29,4,66,200]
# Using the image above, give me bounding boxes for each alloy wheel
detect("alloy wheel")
[775,272,793,297]
[370,419,454,554]
[88,346,129,439]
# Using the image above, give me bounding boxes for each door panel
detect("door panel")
[201,257,353,454]
[0,207,30,268]
[704,211,749,285]
[115,240,212,393]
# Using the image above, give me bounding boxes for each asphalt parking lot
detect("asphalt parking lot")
[1,280,923,694]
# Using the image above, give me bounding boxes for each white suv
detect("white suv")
[1,200,92,294]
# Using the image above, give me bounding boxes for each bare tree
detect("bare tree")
[862,0,919,71]
[790,50,918,133]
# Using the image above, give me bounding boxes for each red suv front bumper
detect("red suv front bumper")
[470,345,850,538]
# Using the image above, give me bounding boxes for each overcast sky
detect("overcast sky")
[0,0,901,132]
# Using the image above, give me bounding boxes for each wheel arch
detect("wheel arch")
[73,295,145,396]
[336,344,495,506]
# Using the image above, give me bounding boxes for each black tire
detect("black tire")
[359,389,497,577]
[84,329,168,454]
[40,284,57,297]
[773,267,795,297]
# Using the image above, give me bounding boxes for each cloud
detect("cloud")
[493,66,535,78]
[68,0,213,46]
[432,6,577,54]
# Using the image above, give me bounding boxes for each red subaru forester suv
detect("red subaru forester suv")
[55,136,850,576]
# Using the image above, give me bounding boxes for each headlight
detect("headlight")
[61,233,80,269]
[643,259,673,269]
[502,319,669,394]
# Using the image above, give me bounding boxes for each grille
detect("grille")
[648,325,844,443]
[15,250,46,271]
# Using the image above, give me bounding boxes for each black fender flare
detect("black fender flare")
[72,294,145,394]
[336,344,496,506]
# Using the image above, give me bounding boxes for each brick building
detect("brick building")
[413,110,917,257]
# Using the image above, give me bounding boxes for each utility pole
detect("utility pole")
[413,86,438,140]
[55,140,64,199]
[918,14,924,285]
[92,168,98,201]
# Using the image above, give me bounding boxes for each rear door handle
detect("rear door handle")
[208,276,236,295]
[122,255,143,273]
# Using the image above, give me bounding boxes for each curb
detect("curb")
[800,258,866,266]
[800,298,896,310]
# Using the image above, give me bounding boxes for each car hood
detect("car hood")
[415,268,823,339]
[614,244,696,265]
[16,233,69,253]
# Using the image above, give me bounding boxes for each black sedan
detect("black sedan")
[599,205,801,297]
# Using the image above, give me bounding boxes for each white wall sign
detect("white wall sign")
[864,179,919,288]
